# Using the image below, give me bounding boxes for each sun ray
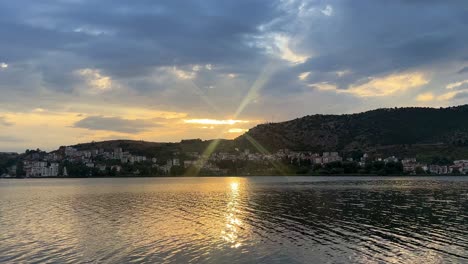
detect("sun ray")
[233,62,278,119]
[186,79,222,115]
[243,134,289,175]
[186,62,278,176]
[184,138,222,176]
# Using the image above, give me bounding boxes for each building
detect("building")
[24,161,59,177]
[65,147,78,157]
[429,165,449,175]
[322,152,342,164]
[113,148,123,159]
[401,158,416,172]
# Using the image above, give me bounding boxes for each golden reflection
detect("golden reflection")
[230,182,239,191]
[221,179,243,248]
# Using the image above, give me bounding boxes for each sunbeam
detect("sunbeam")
[233,62,279,119]
[186,62,279,176]
[243,134,290,175]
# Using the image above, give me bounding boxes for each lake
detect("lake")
[0,177,467,263]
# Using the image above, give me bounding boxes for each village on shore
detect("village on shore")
[1,145,468,178]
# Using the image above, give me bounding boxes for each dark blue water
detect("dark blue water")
[0,177,467,263]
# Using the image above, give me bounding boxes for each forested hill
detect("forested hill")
[235,105,468,154]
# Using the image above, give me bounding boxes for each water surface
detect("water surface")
[0,177,467,263]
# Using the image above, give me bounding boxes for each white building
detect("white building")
[25,161,59,177]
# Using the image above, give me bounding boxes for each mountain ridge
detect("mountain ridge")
[234,104,468,154]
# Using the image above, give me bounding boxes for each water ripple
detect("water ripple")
[0,177,467,263]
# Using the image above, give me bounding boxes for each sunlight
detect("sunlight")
[184,139,222,176]
[184,119,249,125]
[221,179,243,248]
[188,61,277,176]
[230,182,239,192]
[227,128,248,133]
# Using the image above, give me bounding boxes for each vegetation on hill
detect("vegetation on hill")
[235,105,468,157]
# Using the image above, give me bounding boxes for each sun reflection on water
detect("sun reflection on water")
[221,180,243,248]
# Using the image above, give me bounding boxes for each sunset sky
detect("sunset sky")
[1,0,468,152]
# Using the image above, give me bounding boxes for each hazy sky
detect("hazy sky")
[1,0,468,152]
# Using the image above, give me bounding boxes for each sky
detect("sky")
[1,0,468,152]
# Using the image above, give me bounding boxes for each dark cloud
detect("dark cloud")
[74,116,161,133]
[0,0,467,118]
[0,0,281,78]
[454,91,468,100]
[292,0,468,89]
[458,67,468,74]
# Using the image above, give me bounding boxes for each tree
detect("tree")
[415,166,426,175]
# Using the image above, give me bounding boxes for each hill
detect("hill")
[63,138,237,160]
[235,105,468,158]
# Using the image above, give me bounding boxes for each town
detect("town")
[1,145,468,178]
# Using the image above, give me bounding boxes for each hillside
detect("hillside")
[64,139,237,160]
[235,105,468,156]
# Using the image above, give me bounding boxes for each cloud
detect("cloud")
[309,82,339,92]
[0,63,8,69]
[458,67,468,74]
[437,88,468,101]
[294,1,468,92]
[437,91,459,101]
[74,116,161,133]
[346,72,429,97]
[321,5,333,16]
[252,33,310,64]
[298,72,310,80]
[453,91,468,100]
[272,34,310,64]
[310,72,429,97]
[0,116,13,126]
[446,79,468,89]
[171,67,197,80]
[416,92,435,102]
[76,68,112,91]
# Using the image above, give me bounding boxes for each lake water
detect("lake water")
[0,177,467,263]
